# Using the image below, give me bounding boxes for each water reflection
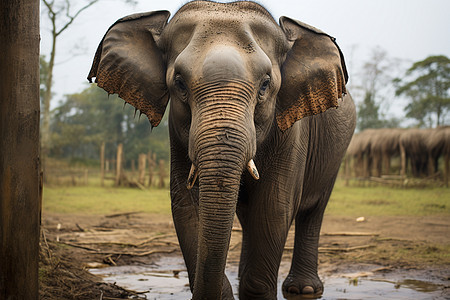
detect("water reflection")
[90,256,447,299]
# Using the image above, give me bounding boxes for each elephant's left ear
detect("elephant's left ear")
[87,11,171,128]
[276,16,348,131]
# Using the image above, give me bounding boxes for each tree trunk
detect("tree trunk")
[0,0,40,298]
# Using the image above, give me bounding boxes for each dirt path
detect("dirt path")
[40,212,450,299]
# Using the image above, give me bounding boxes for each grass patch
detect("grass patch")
[326,179,450,217]
[43,185,171,215]
[346,239,450,266]
[43,178,449,217]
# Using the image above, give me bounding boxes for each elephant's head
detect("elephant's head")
[88,1,347,298]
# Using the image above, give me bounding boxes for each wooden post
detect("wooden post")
[0,0,40,298]
[115,143,123,186]
[100,141,105,186]
[138,153,147,185]
[445,152,449,188]
[131,159,136,174]
[400,143,406,177]
[147,152,156,187]
[344,156,350,186]
[84,169,89,185]
[158,159,166,188]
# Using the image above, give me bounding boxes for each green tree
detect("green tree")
[40,0,136,177]
[51,85,170,165]
[357,92,382,130]
[357,91,400,131]
[40,0,101,177]
[355,47,401,131]
[395,55,450,127]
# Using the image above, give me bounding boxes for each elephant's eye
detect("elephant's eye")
[174,74,189,102]
[259,76,271,97]
[175,74,188,92]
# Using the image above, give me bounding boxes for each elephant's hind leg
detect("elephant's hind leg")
[282,174,339,297]
[281,203,327,296]
[283,97,355,296]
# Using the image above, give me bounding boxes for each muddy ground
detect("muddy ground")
[39,212,450,299]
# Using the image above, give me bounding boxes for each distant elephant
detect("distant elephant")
[346,128,403,180]
[368,128,403,177]
[345,133,364,178]
[346,129,374,178]
[378,128,403,175]
[88,1,356,299]
[399,128,432,177]
[425,126,450,185]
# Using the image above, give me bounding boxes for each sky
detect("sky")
[40,0,450,120]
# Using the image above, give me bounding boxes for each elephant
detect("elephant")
[425,126,450,181]
[367,128,403,177]
[423,126,450,186]
[345,133,363,178]
[346,128,404,180]
[88,1,356,299]
[345,129,375,178]
[377,128,403,176]
[399,128,433,178]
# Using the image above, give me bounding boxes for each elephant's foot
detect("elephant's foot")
[221,278,235,300]
[190,274,234,299]
[238,274,277,299]
[282,272,323,298]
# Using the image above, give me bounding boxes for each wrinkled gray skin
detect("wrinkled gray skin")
[88,1,356,299]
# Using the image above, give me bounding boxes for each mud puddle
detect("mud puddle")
[90,256,448,299]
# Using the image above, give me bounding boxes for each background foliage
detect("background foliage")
[49,84,169,167]
[40,52,449,167]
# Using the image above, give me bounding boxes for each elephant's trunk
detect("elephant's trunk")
[190,81,255,299]
[193,152,243,299]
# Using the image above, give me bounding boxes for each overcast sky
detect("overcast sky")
[40,0,450,119]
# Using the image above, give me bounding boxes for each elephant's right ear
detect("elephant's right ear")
[276,17,348,132]
[88,11,170,128]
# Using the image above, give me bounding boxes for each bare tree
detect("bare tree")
[41,0,100,179]
[355,47,402,131]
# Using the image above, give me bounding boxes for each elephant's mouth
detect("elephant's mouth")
[186,159,259,190]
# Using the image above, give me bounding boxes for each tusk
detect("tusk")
[186,163,198,190]
[247,159,260,180]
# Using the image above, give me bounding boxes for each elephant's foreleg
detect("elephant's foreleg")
[171,190,199,290]
[237,192,291,300]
